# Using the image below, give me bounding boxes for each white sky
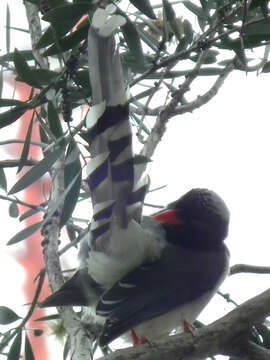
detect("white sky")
[1,1,270,359]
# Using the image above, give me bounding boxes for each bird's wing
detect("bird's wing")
[97,244,229,345]
[85,5,148,253]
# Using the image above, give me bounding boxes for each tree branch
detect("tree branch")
[230,264,270,275]
[99,288,270,360]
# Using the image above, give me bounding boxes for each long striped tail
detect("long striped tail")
[85,6,148,251]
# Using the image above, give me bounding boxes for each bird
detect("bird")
[40,5,230,348]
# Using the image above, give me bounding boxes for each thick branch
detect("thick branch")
[24,3,92,359]
[24,1,49,68]
[100,288,270,360]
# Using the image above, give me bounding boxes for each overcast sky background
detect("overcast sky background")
[1,0,270,359]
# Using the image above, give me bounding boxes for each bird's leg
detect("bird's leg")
[183,319,195,334]
[131,329,148,346]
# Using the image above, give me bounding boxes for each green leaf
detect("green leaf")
[60,141,82,227]
[134,154,152,164]
[0,99,24,107]
[21,69,59,87]
[13,48,40,88]
[249,0,268,17]
[19,207,40,222]
[47,102,64,145]
[163,0,183,42]
[9,201,19,218]
[43,20,89,56]
[182,1,206,20]
[13,48,32,80]
[0,50,35,64]
[0,306,21,324]
[9,148,65,195]
[258,325,270,349]
[17,116,35,174]
[75,70,91,94]
[121,16,146,71]
[6,5,10,54]
[129,86,161,103]
[63,337,70,360]
[129,0,156,19]
[0,168,7,192]
[25,333,35,360]
[7,222,42,245]
[42,3,90,23]
[0,105,29,129]
[244,18,270,36]
[36,24,72,49]
[6,26,29,34]
[7,331,22,360]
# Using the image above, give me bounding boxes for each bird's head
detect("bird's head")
[153,188,230,250]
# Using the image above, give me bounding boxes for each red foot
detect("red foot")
[131,329,147,346]
[183,319,195,333]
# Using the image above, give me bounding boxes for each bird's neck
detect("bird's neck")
[162,223,225,251]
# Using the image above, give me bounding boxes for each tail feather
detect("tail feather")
[86,6,147,250]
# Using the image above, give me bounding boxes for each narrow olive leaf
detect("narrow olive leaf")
[182,1,206,20]
[7,221,42,245]
[63,337,71,360]
[0,168,7,192]
[0,50,35,63]
[244,18,270,36]
[129,0,156,19]
[24,333,35,360]
[47,102,64,145]
[6,4,10,54]
[13,48,38,87]
[9,201,19,218]
[134,154,152,164]
[17,116,35,174]
[0,306,21,324]
[14,50,55,88]
[163,0,182,42]
[36,23,72,49]
[6,26,29,34]
[42,3,90,23]
[129,86,160,103]
[19,207,40,222]
[43,20,89,56]
[121,17,145,71]
[7,331,22,360]
[0,105,28,129]
[9,148,65,195]
[0,99,24,107]
[21,69,59,87]
[60,142,82,227]
[258,325,270,349]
